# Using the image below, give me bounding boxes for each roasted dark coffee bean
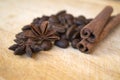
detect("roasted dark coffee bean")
[56,10,66,16]
[74,19,85,26]
[60,34,67,40]
[31,45,41,53]
[78,16,86,21]
[51,24,66,33]
[78,24,85,27]
[71,31,80,40]
[31,17,41,26]
[22,25,31,31]
[32,16,49,27]
[77,25,85,31]
[68,31,77,41]
[64,14,74,25]
[40,40,52,51]
[71,39,80,48]
[32,17,41,24]
[85,18,93,24]
[49,15,59,23]
[58,14,66,25]
[40,16,49,22]
[74,16,86,26]
[66,25,82,41]
[66,25,76,40]
[9,44,19,51]
[54,39,69,48]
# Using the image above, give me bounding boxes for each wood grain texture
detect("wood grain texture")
[0,0,120,80]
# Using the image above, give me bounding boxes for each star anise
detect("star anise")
[9,39,41,57]
[24,21,60,42]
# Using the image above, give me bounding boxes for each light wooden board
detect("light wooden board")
[0,0,120,80]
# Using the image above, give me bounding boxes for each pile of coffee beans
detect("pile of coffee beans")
[49,10,92,48]
[9,10,92,57]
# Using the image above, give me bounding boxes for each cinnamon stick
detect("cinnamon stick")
[99,14,120,40]
[77,39,88,52]
[77,14,120,53]
[80,6,113,43]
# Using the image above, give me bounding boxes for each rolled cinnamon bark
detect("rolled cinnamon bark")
[77,39,88,52]
[77,14,120,53]
[80,6,113,43]
[99,14,120,40]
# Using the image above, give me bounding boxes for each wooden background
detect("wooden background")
[0,0,120,80]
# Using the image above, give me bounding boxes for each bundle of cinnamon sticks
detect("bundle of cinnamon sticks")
[77,6,120,53]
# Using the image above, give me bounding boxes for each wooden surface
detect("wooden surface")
[0,0,120,80]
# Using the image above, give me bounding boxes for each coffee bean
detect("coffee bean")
[54,39,69,48]
[31,45,41,53]
[32,16,49,27]
[66,25,76,40]
[85,18,93,24]
[32,17,41,24]
[41,16,49,21]
[64,14,74,25]
[58,14,66,25]
[60,34,67,40]
[71,39,80,48]
[22,25,31,31]
[56,10,66,16]
[74,16,86,26]
[51,24,66,33]
[71,31,80,40]
[77,25,85,31]
[40,40,52,51]
[49,15,59,23]
[78,16,86,21]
